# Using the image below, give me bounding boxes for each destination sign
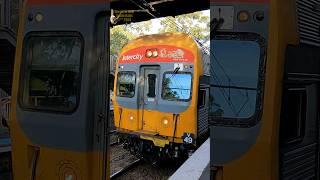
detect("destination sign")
[118,45,194,64]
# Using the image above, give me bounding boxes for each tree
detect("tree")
[159,11,210,45]
[126,21,152,36]
[110,10,209,56]
[110,21,152,56]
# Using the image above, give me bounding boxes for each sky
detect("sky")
[131,10,209,36]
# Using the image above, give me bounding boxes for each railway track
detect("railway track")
[109,130,117,134]
[110,159,143,179]
[109,129,118,146]
[110,141,118,146]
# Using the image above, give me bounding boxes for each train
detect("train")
[210,0,320,179]
[8,0,209,179]
[113,32,210,161]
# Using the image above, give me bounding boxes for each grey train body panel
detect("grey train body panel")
[210,2,269,165]
[210,123,261,165]
[115,62,194,114]
[15,4,109,151]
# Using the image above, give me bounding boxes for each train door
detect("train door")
[10,1,110,179]
[197,85,210,138]
[279,45,320,180]
[139,66,160,132]
[279,84,319,180]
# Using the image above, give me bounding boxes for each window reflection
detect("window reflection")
[21,35,82,112]
[211,39,261,119]
[162,73,192,101]
[117,71,136,98]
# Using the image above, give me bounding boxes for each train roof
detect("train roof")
[119,32,210,76]
[121,32,199,53]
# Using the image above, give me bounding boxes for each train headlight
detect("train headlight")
[152,50,158,57]
[146,50,153,58]
[162,119,169,126]
[129,116,134,120]
[237,11,250,22]
[35,13,44,22]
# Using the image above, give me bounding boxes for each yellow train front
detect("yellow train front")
[113,32,210,160]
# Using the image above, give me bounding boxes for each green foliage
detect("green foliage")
[110,10,209,56]
[110,25,135,56]
[159,11,210,44]
[126,21,152,36]
[110,21,152,56]
[162,78,178,100]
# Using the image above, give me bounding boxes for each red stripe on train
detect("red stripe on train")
[118,45,195,64]
[27,0,109,5]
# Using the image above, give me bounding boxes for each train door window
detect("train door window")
[147,74,156,98]
[198,89,206,108]
[116,71,136,98]
[280,87,306,144]
[20,32,83,112]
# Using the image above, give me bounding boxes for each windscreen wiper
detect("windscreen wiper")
[167,67,180,80]
[173,67,180,74]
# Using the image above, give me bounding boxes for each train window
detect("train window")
[147,74,156,98]
[20,32,83,112]
[211,34,264,122]
[116,71,136,98]
[162,73,192,101]
[280,88,306,144]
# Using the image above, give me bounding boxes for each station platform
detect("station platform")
[169,138,210,180]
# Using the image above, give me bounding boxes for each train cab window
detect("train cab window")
[147,74,156,98]
[162,73,192,101]
[211,34,265,124]
[280,88,306,144]
[116,71,136,98]
[20,33,83,112]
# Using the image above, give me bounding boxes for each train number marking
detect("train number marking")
[182,133,194,144]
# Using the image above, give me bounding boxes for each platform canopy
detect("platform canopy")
[110,0,209,25]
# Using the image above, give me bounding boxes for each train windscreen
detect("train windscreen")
[20,33,82,112]
[211,39,261,120]
[162,73,192,101]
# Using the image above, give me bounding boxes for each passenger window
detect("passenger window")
[198,89,206,108]
[20,33,83,112]
[280,87,306,144]
[116,71,136,98]
[147,74,156,98]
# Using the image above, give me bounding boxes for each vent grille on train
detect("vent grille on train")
[296,0,320,46]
